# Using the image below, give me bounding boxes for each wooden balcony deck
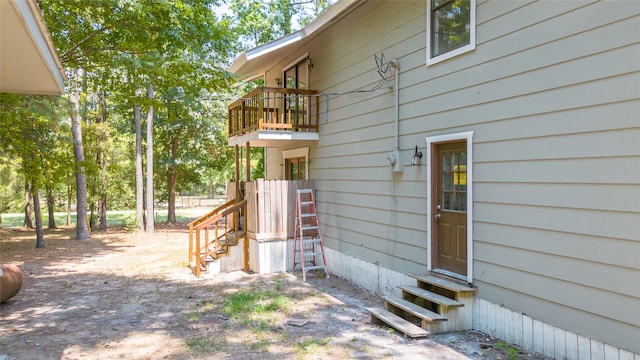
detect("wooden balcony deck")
[228,87,319,147]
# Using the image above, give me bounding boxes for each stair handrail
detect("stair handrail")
[188,199,248,277]
[188,199,235,273]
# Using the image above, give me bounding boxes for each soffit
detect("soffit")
[0,0,65,95]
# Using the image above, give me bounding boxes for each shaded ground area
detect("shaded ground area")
[0,225,552,359]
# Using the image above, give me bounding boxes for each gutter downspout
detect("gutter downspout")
[391,60,400,151]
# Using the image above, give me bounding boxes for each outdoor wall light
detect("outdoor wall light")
[411,145,423,166]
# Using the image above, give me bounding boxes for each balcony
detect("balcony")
[228,87,319,147]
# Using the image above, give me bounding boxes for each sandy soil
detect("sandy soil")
[0,225,552,360]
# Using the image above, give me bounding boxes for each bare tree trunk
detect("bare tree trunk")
[166,169,177,224]
[66,183,72,226]
[97,92,108,231]
[23,182,34,229]
[70,70,91,240]
[89,202,96,230]
[166,132,179,224]
[145,83,155,233]
[46,187,57,229]
[34,187,45,248]
[134,103,144,231]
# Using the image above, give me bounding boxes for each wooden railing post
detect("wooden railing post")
[189,226,193,260]
[258,87,264,131]
[243,200,249,271]
[241,100,246,134]
[195,229,201,277]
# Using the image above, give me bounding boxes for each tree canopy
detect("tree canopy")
[0,0,332,243]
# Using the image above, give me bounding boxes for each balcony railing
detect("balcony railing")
[228,87,319,138]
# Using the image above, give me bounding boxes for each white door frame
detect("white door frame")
[426,131,474,283]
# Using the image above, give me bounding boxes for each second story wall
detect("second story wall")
[284,0,640,354]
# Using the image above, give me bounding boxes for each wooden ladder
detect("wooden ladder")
[293,189,329,281]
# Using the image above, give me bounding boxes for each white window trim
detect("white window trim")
[426,0,476,66]
[426,131,474,283]
[282,147,309,180]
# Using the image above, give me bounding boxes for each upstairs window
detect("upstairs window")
[427,0,476,65]
[284,53,310,90]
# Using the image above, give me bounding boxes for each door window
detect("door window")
[441,150,467,212]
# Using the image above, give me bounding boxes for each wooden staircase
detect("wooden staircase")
[188,199,248,277]
[367,274,475,338]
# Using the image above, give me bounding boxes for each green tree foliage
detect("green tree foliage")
[226,0,334,49]
[0,93,74,245]
[1,0,332,239]
[40,0,235,229]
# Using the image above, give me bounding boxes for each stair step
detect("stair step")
[399,285,464,308]
[382,296,447,322]
[367,307,429,338]
[410,274,475,294]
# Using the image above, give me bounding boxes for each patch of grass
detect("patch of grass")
[220,287,291,332]
[495,341,520,360]
[248,339,272,352]
[297,338,331,354]
[184,336,224,354]
[507,347,519,360]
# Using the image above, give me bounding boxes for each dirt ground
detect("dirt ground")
[0,225,553,360]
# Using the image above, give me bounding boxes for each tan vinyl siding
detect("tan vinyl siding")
[265,147,281,179]
[296,0,640,353]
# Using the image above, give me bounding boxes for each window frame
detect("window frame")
[282,52,310,90]
[426,0,476,66]
[282,147,309,180]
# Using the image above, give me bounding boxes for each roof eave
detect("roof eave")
[227,0,360,80]
[0,0,66,95]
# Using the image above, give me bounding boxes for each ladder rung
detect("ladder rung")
[297,189,313,194]
[302,238,321,243]
[300,214,316,218]
[303,265,326,272]
[303,252,323,257]
[301,225,318,231]
[300,201,314,205]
